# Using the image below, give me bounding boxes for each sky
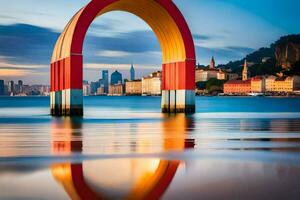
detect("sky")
[0,0,300,84]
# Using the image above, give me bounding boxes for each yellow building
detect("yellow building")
[217,69,226,80]
[265,75,300,92]
[108,84,123,96]
[125,80,142,95]
[142,71,162,96]
[251,76,265,93]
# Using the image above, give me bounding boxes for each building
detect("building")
[17,80,23,94]
[195,69,218,82]
[109,84,123,96]
[224,60,251,94]
[265,75,300,92]
[111,70,122,85]
[125,80,142,95]
[97,86,105,95]
[224,79,251,94]
[130,64,135,81]
[83,81,90,96]
[102,70,109,93]
[217,69,226,80]
[142,71,162,96]
[0,80,4,95]
[8,81,14,95]
[195,57,226,82]
[38,85,50,96]
[251,76,265,93]
[90,81,100,95]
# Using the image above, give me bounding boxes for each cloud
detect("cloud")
[0,23,256,83]
[96,50,133,58]
[0,23,161,65]
[0,69,29,76]
[0,23,59,65]
[85,63,159,70]
[193,34,212,41]
[196,46,255,64]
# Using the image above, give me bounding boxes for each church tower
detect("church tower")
[210,57,215,69]
[242,59,248,81]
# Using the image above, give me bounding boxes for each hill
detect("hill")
[225,34,300,76]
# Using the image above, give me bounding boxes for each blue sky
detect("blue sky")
[0,0,299,84]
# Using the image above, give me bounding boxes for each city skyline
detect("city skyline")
[0,0,300,84]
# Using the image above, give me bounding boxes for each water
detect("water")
[0,96,300,199]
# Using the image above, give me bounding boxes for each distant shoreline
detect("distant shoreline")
[1,95,300,98]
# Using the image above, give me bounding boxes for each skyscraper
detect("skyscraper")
[102,70,109,93]
[90,81,99,95]
[111,70,122,85]
[0,80,4,95]
[130,64,135,81]
[8,81,14,94]
[18,80,23,93]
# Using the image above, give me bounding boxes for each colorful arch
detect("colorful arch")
[50,0,196,116]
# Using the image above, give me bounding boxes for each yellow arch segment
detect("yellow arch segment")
[51,164,81,200]
[51,0,186,64]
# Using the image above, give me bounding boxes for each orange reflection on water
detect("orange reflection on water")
[50,114,194,200]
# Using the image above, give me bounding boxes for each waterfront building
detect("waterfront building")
[111,70,122,85]
[195,69,218,82]
[102,70,109,93]
[22,85,30,95]
[142,71,162,96]
[217,69,226,80]
[8,81,14,95]
[224,61,251,94]
[0,80,4,95]
[265,75,300,92]
[224,79,251,94]
[90,81,99,95]
[125,80,142,95]
[83,81,90,96]
[17,80,23,94]
[39,85,50,96]
[251,76,266,93]
[97,86,105,95]
[195,57,226,82]
[130,64,135,81]
[109,84,123,96]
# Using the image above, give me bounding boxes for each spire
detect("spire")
[130,63,135,81]
[242,59,248,81]
[210,56,215,69]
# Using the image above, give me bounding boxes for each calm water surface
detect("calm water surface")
[0,96,300,200]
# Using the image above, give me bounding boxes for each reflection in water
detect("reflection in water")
[51,115,194,200]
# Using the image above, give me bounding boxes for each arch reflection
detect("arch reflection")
[51,115,194,200]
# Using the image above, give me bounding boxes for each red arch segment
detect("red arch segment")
[162,60,195,90]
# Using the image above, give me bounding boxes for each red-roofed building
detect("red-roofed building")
[224,79,251,94]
